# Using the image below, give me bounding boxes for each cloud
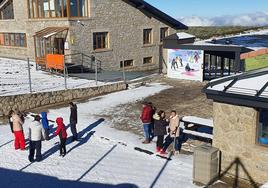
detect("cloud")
[179,12,268,26]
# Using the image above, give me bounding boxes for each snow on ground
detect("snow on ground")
[0,58,105,96]
[0,83,198,188]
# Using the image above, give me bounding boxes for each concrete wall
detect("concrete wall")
[0,0,176,71]
[213,102,268,184]
[0,82,126,116]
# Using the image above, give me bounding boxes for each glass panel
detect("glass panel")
[79,0,87,17]
[43,0,50,17]
[20,34,26,47]
[56,0,62,17]
[35,38,41,57]
[38,0,44,17]
[259,109,268,145]
[49,0,56,17]
[0,0,14,20]
[70,0,78,17]
[63,0,67,17]
[4,33,9,45]
[15,33,20,46]
[143,29,152,44]
[40,38,46,57]
[33,0,38,18]
[45,38,51,54]
[28,0,33,18]
[9,33,15,46]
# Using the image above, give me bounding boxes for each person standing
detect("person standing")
[54,117,67,157]
[161,110,180,155]
[8,110,14,133]
[41,112,50,140]
[69,102,78,141]
[153,110,169,152]
[148,102,156,141]
[140,102,153,144]
[28,115,45,162]
[11,111,25,150]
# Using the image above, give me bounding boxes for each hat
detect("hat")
[34,115,41,122]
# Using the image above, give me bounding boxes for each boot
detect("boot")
[160,149,167,155]
[156,147,161,153]
[142,139,150,144]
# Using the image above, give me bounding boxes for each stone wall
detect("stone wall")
[213,102,268,184]
[0,82,126,116]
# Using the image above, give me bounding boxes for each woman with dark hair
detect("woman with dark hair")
[153,110,169,153]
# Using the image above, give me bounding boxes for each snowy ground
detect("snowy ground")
[0,83,198,188]
[0,58,104,96]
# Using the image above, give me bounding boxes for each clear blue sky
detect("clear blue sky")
[145,0,268,18]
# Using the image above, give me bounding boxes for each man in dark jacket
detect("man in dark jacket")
[140,101,153,144]
[69,102,78,141]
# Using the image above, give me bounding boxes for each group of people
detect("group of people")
[140,101,183,155]
[8,102,78,162]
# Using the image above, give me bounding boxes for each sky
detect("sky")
[145,0,268,26]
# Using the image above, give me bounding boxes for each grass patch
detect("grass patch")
[246,54,268,71]
[178,26,268,40]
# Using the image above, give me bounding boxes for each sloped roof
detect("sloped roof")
[123,0,188,30]
[202,68,268,108]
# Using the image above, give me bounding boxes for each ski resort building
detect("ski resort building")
[203,68,268,185]
[0,0,187,71]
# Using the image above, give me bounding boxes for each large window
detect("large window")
[28,0,88,18]
[258,109,268,146]
[93,32,109,50]
[143,28,152,45]
[160,27,168,42]
[0,33,27,47]
[0,0,14,20]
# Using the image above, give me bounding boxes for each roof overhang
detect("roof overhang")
[123,0,188,30]
[34,27,69,38]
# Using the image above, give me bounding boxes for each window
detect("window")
[258,109,268,146]
[143,29,152,44]
[143,57,153,64]
[120,60,133,68]
[160,27,168,42]
[28,0,88,18]
[0,33,27,47]
[0,0,14,20]
[93,32,109,50]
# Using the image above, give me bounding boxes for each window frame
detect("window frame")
[160,27,169,42]
[143,57,153,64]
[143,28,153,45]
[120,60,134,68]
[256,108,268,147]
[0,33,27,48]
[0,0,14,20]
[93,32,109,50]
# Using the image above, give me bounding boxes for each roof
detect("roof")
[123,0,188,30]
[202,68,268,108]
[34,27,69,37]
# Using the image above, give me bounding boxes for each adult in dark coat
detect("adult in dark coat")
[69,102,78,141]
[153,110,169,152]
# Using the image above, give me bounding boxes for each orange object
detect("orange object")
[46,54,64,71]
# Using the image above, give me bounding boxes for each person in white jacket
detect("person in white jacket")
[28,115,45,162]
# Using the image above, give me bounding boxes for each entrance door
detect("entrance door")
[54,38,65,55]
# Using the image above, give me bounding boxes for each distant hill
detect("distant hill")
[178,26,268,40]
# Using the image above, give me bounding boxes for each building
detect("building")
[203,68,268,185]
[163,33,252,81]
[0,0,187,71]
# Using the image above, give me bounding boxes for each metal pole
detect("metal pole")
[27,58,32,93]
[95,59,98,85]
[122,60,126,83]
[64,58,67,89]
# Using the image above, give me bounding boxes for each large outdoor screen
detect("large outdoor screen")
[167,49,204,81]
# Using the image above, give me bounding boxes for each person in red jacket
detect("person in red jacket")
[140,101,153,144]
[54,117,68,157]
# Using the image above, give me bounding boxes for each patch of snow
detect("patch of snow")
[0,83,198,188]
[0,58,106,96]
[182,116,213,128]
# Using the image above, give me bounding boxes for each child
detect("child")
[41,112,50,140]
[54,117,67,157]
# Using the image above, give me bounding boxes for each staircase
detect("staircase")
[64,53,102,74]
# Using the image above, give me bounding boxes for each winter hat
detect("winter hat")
[34,115,41,122]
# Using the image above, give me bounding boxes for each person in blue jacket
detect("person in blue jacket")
[41,112,50,140]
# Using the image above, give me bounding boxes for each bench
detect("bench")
[180,116,214,142]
